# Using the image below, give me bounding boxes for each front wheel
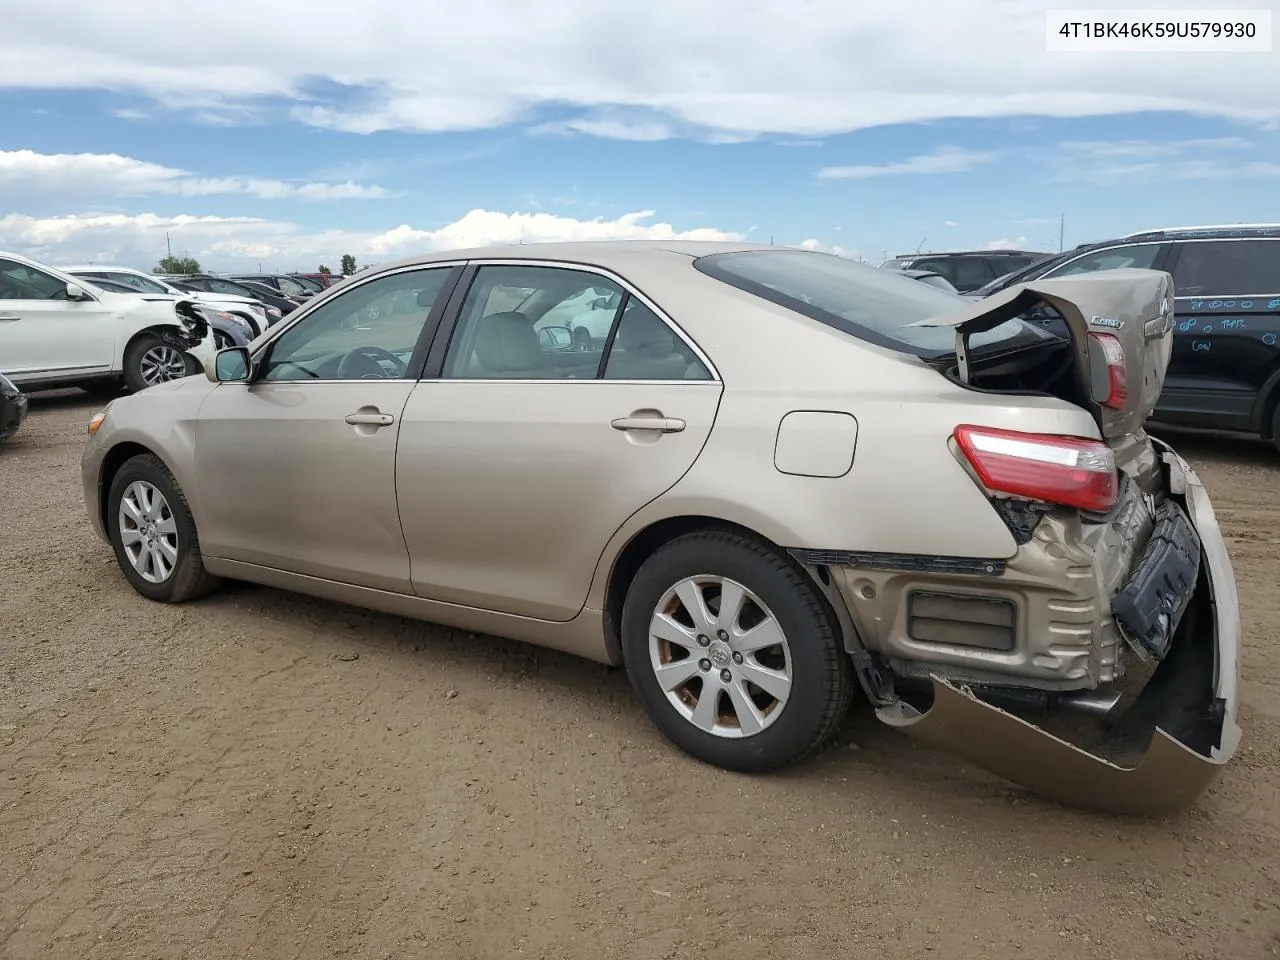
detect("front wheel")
[123,333,196,393]
[106,453,220,603]
[620,530,854,772]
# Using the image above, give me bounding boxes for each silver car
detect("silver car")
[81,241,1241,813]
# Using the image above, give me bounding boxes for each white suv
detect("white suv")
[0,251,212,394]
[63,265,276,336]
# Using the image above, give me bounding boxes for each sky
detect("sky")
[0,0,1278,273]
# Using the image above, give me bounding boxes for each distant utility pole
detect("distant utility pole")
[1059,213,1065,253]
[166,233,172,260]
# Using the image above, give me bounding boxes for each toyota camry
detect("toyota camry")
[80,241,1241,813]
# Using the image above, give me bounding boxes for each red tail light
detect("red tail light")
[954,425,1119,513]
[1088,332,1127,409]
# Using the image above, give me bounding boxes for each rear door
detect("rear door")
[1160,238,1280,432]
[396,262,723,621]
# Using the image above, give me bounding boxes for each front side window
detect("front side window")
[1171,240,1280,297]
[0,259,71,301]
[276,276,310,298]
[1045,243,1162,278]
[260,267,453,381]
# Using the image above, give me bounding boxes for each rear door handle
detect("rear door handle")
[345,412,395,426]
[0,315,19,323]
[611,416,686,433]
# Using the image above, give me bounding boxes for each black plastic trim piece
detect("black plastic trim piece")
[789,548,1005,577]
[1111,499,1202,661]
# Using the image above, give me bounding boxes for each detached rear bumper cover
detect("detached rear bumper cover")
[879,445,1241,815]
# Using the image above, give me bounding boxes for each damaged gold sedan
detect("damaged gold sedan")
[80,242,1239,814]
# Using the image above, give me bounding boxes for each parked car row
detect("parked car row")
[880,224,1280,453]
[0,250,229,405]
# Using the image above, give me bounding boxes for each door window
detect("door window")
[0,259,71,300]
[911,259,953,283]
[1046,243,1162,278]
[1170,240,1280,297]
[603,299,712,381]
[260,267,453,381]
[442,265,625,380]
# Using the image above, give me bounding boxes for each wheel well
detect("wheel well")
[601,515,776,664]
[97,441,155,531]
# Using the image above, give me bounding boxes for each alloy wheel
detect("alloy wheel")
[139,345,189,385]
[648,575,793,738]
[117,480,179,583]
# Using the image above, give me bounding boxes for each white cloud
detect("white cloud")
[817,147,997,179]
[795,238,856,258]
[0,208,743,272]
[984,236,1030,250]
[0,149,391,201]
[1046,136,1280,183]
[944,220,957,227]
[0,1,1276,139]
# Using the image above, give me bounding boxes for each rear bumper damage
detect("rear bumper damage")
[847,443,1239,814]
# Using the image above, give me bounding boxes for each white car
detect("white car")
[534,285,622,349]
[0,251,212,394]
[63,265,276,337]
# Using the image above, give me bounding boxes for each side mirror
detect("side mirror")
[210,346,251,383]
[538,325,574,351]
[66,282,92,301]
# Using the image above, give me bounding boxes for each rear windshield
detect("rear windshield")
[694,249,1026,357]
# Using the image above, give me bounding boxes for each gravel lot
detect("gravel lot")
[2,392,1278,960]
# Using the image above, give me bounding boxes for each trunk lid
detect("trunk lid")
[915,268,1176,443]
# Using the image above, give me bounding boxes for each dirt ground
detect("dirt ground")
[2,392,1278,960]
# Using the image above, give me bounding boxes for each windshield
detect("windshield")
[76,271,172,295]
[971,253,1064,297]
[694,249,1029,356]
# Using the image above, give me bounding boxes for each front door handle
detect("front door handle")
[345,412,394,426]
[611,416,686,433]
[0,315,19,323]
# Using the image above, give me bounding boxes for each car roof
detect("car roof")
[361,240,782,277]
[1119,223,1280,241]
[61,264,154,275]
[892,249,1050,259]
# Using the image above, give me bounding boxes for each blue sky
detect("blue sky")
[1,0,1277,271]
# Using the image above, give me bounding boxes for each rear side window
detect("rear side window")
[694,249,993,357]
[1170,240,1280,297]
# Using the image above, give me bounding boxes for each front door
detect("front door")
[193,264,461,592]
[0,258,116,381]
[396,263,723,621]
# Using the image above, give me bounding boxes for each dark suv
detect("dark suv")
[879,250,1052,293]
[973,224,1280,452]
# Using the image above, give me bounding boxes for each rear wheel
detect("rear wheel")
[1272,403,1280,456]
[620,530,854,772]
[123,333,195,393]
[106,453,220,603]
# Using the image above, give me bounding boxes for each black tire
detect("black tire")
[620,529,854,773]
[573,327,593,351]
[1272,403,1280,457]
[122,332,196,393]
[106,453,221,603]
